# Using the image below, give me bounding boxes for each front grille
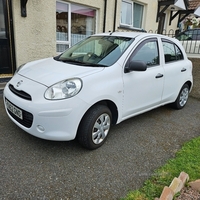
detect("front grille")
[6,98,33,128]
[9,84,32,101]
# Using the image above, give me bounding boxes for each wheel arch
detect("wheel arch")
[79,100,119,127]
[98,100,118,125]
[184,80,192,91]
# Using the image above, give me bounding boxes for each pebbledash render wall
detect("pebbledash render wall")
[12,0,56,67]
[11,0,178,67]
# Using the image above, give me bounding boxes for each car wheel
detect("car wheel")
[172,84,189,109]
[77,105,112,150]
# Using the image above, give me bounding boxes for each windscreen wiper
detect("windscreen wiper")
[58,59,107,67]
[83,63,108,67]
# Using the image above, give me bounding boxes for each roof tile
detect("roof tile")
[188,0,200,10]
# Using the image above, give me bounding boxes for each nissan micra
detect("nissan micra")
[3,32,193,150]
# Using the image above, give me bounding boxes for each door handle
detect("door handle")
[181,68,186,72]
[155,73,164,78]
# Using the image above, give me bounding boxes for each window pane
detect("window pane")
[175,45,184,60]
[0,0,6,38]
[133,3,143,28]
[56,2,68,41]
[56,2,96,52]
[56,2,69,53]
[71,4,96,46]
[121,1,132,25]
[163,42,176,63]
[132,40,159,66]
[56,43,69,53]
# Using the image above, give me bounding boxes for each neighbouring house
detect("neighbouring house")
[0,0,199,77]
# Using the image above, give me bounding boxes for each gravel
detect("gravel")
[175,187,200,200]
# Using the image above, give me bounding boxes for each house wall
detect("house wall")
[12,0,179,67]
[12,0,56,66]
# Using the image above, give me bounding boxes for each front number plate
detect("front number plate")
[6,100,23,120]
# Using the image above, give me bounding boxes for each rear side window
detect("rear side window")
[162,40,184,63]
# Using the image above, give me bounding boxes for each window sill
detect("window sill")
[118,25,146,32]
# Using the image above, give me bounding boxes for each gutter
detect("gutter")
[113,0,117,32]
[103,0,107,32]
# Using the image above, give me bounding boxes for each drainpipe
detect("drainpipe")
[103,0,107,32]
[113,0,117,32]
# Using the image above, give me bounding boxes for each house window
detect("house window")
[56,1,96,53]
[121,0,144,28]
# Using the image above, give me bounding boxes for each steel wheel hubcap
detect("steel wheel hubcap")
[179,88,189,107]
[92,113,111,144]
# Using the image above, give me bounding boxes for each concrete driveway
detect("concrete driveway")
[0,91,200,199]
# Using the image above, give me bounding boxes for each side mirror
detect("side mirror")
[125,60,147,73]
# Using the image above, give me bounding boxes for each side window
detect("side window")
[130,39,159,67]
[162,40,184,63]
[175,45,184,60]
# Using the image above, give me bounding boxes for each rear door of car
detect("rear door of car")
[161,39,189,102]
[122,38,164,119]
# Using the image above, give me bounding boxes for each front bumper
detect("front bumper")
[3,74,89,141]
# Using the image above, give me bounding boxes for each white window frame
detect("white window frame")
[121,0,144,29]
[56,0,71,53]
[56,0,97,53]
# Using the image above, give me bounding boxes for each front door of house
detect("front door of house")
[0,0,15,75]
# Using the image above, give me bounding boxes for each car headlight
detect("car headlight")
[44,78,82,100]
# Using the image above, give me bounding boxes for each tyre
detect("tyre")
[77,104,112,150]
[172,84,189,109]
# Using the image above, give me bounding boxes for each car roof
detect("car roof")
[94,31,153,38]
[93,31,184,52]
[93,31,173,40]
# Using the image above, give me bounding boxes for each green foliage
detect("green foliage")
[121,190,148,200]
[123,136,200,200]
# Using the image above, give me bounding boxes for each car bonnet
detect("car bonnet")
[18,57,104,86]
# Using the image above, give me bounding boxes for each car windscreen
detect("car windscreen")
[55,36,134,66]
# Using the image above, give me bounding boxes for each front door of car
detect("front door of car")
[122,38,164,119]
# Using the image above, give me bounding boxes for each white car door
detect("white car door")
[122,38,164,120]
[161,39,190,102]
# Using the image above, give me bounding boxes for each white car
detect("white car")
[3,32,193,149]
